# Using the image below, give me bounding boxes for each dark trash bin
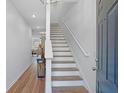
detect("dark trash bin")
[37,58,45,78]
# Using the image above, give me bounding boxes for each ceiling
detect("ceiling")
[10,0,78,31]
[11,0,46,30]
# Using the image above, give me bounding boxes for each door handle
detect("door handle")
[95,58,100,70]
[92,67,97,71]
[95,58,99,62]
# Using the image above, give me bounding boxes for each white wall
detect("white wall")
[51,2,77,23]
[6,0,32,91]
[60,0,96,93]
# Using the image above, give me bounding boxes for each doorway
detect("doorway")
[96,2,118,93]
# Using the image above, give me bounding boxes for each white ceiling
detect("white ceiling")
[11,0,46,29]
[10,0,78,30]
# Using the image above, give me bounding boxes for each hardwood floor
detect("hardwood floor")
[7,63,45,93]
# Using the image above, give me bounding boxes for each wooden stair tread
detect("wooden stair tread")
[51,33,63,34]
[52,86,88,93]
[52,68,79,71]
[52,76,82,81]
[53,48,70,52]
[53,50,71,52]
[52,61,75,64]
[51,35,64,37]
[51,38,65,41]
[51,32,62,33]
[52,41,67,43]
[50,30,62,33]
[52,46,68,48]
[52,42,67,44]
[51,33,64,35]
[53,55,73,57]
[52,68,78,71]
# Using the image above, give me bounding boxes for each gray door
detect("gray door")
[96,3,118,93]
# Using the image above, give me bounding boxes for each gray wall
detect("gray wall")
[6,0,32,90]
[60,0,96,93]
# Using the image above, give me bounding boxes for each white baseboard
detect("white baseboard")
[6,63,32,92]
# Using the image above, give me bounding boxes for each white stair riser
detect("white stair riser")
[52,71,80,76]
[51,35,64,37]
[52,80,85,87]
[52,63,77,68]
[53,52,72,56]
[51,37,65,39]
[52,57,74,61]
[52,41,67,43]
[52,44,68,47]
[53,48,70,51]
[51,33,64,35]
[51,33,63,35]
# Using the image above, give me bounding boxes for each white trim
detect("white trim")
[45,39,53,59]
[61,21,89,57]
[45,59,52,93]
[46,0,50,40]
[45,0,52,93]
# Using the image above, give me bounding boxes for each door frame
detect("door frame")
[96,1,118,93]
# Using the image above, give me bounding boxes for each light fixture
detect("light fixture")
[32,14,36,18]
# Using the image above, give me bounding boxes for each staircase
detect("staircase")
[50,24,88,93]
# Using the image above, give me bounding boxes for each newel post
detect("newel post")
[45,0,53,93]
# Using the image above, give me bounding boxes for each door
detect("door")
[96,3,118,93]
